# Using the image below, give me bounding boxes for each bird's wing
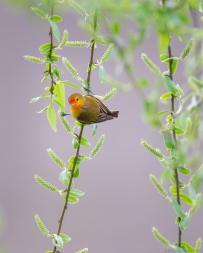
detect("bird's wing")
[85,95,115,123]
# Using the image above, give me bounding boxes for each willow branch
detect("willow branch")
[86,8,98,94]
[49,6,55,94]
[52,8,98,253]
[168,30,182,252]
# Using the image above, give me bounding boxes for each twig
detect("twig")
[52,8,98,253]
[168,28,182,252]
[162,0,181,248]
[49,6,55,95]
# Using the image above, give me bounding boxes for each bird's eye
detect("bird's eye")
[76,97,79,101]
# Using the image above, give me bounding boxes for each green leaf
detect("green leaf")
[160,168,171,184]
[53,234,63,248]
[160,54,169,62]
[169,186,184,194]
[52,98,64,112]
[89,18,100,32]
[157,110,169,117]
[70,188,85,197]
[80,136,91,147]
[136,78,149,87]
[60,81,84,93]
[68,195,79,204]
[170,172,176,185]
[174,241,195,253]
[166,114,172,122]
[36,106,48,113]
[176,97,183,114]
[180,194,193,206]
[159,33,169,53]
[73,167,80,178]
[39,43,56,54]
[160,92,171,100]
[59,233,71,243]
[163,133,175,150]
[175,127,184,135]
[171,199,185,218]
[72,138,79,149]
[55,83,65,109]
[172,245,185,253]
[188,185,196,202]
[163,76,178,94]
[92,124,98,136]
[177,166,191,175]
[99,65,106,84]
[172,59,179,74]
[62,193,79,204]
[52,68,60,81]
[49,19,61,42]
[75,121,83,127]
[51,15,63,23]
[179,214,190,230]
[59,170,69,187]
[30,94,49,103]
[92,36,106,45]
[47,103,57,132]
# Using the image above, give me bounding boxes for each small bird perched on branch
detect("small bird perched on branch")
[62,93,119,124]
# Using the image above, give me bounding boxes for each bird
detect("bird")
[64,93,119,124]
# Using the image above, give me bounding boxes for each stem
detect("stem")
[52,9,98,253]
[168,44,181,247]
[49,6,55,95]
[52,125,84,253]
[86,8,98,94]
[162,0,181,247]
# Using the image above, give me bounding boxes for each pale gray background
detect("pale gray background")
[0,2,202,253]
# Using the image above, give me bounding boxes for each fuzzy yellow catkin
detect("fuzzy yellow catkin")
[152,227,170,246]
[58,30,69,48]
[34,174,58,192]
[195,238,202,253]
[180,38,194,60]
[35,214,50,236]
[62,57,81,80]
[150,174,168,198]
[141,53,162,76]
[141,140,164,160]
[189,193,201,215]
[47,148,66,169]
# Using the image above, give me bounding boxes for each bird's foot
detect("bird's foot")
[61,112,71,117]
[82,85,95,95]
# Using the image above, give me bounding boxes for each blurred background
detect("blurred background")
[0,0,203,253]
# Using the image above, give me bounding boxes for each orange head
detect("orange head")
[68,93,85,120]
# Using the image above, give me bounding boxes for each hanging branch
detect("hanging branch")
[49,6,55,94]
[52,9,98,253]
[162,0,181,247]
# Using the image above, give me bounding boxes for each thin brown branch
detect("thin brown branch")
[168,44,181,247]
[52,8,98,253]
[86,8,98,93]
[49,6,55,95]
[162,0,181,247]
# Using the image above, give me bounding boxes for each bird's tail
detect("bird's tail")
[111,110,119,118]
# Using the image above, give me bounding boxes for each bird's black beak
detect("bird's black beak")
[61,112,71,117]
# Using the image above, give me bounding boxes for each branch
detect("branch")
[163,0,182,248]
[52,8,98,253]
[49,6,55,94]
[168,32,182,251]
